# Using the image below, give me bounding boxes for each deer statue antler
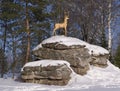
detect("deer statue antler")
[53,11,69,36]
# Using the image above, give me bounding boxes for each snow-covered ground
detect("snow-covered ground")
[0,61,120,91]
[0,78,120,91]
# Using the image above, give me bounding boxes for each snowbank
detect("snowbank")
[68,61,120,87]
[33,35,109,56]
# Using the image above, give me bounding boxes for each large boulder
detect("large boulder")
[33,43,90,75]
[33,36,109,75]
[21,60,72,86]
[88,45,109,68]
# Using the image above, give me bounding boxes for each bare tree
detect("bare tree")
[108,0,112,58]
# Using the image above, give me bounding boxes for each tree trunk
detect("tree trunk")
[108,0,112,58]
[1,23,7,78]
[12,36,16,79]
[25,0,30,64]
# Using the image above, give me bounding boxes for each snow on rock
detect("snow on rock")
[33,35,109,56]
[22,60,70,70]
[41,35,87,46]
[33,43,42,51]
[88,44,109,56]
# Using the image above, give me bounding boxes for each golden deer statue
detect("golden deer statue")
[53,12,69,36]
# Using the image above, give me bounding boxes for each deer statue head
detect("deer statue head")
[53,11,69,36]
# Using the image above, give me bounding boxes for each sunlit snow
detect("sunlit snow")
[0,61,120,91]
[33,35,109,56]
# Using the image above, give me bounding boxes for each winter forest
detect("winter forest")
[0,0,120,88]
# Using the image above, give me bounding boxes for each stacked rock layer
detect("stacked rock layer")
[21,60,72,85]
[21,36,109,85]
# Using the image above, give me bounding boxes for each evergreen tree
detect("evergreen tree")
[0,0,21,77]
[114,45,120,68]
[30,0,51,43]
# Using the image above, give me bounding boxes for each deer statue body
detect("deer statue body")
[53,14,69,36]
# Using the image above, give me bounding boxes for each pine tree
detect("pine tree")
[0,0,21,77]
[16,0,50,64]
[24,0,31,64]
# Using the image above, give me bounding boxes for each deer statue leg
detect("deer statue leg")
[52,30,55,36]
[65,27,67,36]
[53,28,56,36]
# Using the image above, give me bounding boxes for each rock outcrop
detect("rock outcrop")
[90,54,109,68]
[33,36,109,75]
[21,36,109,85]
[33,42,91,75]
[21,60,72,86]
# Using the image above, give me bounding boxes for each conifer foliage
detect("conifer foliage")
[114,45,120,68]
